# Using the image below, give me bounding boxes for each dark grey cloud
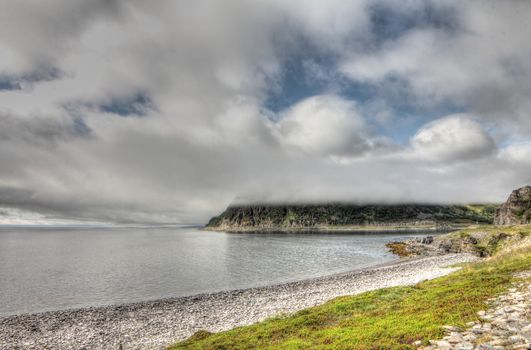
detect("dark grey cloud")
[0,0,124,74]
[368,0,462,43]
[0,112,90,145]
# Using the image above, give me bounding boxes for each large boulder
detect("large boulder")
[494,185,531,225]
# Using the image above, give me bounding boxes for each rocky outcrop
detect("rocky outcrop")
[392,231,513,258]
[494,186,531,225]
[390,225,530,258]
[205,204,496,232]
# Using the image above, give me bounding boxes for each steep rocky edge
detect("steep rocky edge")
[205,204,497,232]
[494,185,531,225]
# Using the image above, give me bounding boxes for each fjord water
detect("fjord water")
[0,227,430,316]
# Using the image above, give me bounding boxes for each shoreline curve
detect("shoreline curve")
[0,253,477,350]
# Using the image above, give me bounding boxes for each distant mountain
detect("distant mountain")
[205,203,498,232]
[494,185,531,225]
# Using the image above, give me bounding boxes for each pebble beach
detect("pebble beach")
[0,253,477,350]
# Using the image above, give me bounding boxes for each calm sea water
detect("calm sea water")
[0,227,431,316]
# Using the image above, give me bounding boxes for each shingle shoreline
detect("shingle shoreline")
[0,254,476,350]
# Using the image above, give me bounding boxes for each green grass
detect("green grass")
[170,231,530,350]
[465,204,499,219]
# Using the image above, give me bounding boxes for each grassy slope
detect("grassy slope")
[171,226,530,350]
[465,204,499,218]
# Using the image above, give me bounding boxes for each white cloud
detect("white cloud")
[410,114,497,161]
[500,142,531,164]
[272,95,373,157]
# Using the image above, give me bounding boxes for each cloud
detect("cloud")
[339,1,531,135]
[410,114,497,161]
[501,143,531,165]
[0,1,529,224]
[0,112,89,146]
[0,0,123,75]
[272,95,375,157]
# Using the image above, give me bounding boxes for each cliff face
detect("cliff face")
[494,186,531,225]
[205,204,496,231]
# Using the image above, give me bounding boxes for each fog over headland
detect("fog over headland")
[0,0,530,224]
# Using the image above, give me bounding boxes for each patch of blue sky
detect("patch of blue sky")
[263,54,336,113]
[98,92,153,117]
[0,76,21,91]
[72,116,92,136]
[264,2,465,143]
[0,66,62,91]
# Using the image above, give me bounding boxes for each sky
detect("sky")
[0,0,530,225]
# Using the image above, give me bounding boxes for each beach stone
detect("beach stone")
[463,333,477,342]
[443,325,461,332]
[456,342,474,350]
[489,338,507,346]
[509,335,525,344]
[435,340,452,349]
[446,332,463,343]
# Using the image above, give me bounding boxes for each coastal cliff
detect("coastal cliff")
[494,185,531,225]
[205,204,497,232]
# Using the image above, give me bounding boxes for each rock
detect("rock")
[446,332,463,343]
[521,324,531,341]
[469,231,489,242]
[435,340,452,349]
[442,325,461,332]
[456,342,474,350]
[463,333,477,342]
[509,335,525,344]
[489,338,507,346]
[494,185,531,225]
[421,236,434,244]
